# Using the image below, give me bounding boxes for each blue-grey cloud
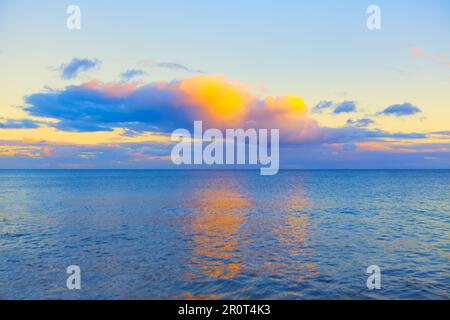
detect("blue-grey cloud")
[315,127,426,145]
[23,82,192,134]
[334,101,357,114]
[2,139,448,170]
[432,131,450,136]
[0,118,40,129]
[120,69,147,80]
[347,118,374,128]
[378,103,422,116]
[312,100,333,113]
[60,58,100,80]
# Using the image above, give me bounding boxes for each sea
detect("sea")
[0,169,448,299]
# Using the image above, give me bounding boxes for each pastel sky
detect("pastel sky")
[0,0,449,169]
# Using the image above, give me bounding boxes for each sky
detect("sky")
[0,0,449,169]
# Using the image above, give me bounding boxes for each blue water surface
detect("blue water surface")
[0,170,449,299]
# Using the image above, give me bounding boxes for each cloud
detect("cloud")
[378,102,422,116]
[432,131,450,136]
[347,118,374,128]
[1,138,448,169]
[434,52,450,67]
[411,47,427,59]
[23,75,320,143]
[0,118,40,129]
[120,69,147,80]
[334,101,357,114]
[152,62,205,73]
[0,141,50,158]
[315,127,426,145]
[60,58,100,80]
[21,75,432,148]
[410,47,450,67]
[312,100,357,114]
[312,100,333,113]
[0,139,175,168]
[350,141,449,154]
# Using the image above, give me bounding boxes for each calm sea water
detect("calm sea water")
[0,170,449,299]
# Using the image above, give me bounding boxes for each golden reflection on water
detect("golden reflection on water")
[183,176,319,298]
[187,186,250,280]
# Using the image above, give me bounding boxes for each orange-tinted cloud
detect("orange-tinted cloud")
[81,80,138,97]
[0,145,43,158]
[24,75,320,143]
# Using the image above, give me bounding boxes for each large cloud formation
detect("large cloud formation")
[24,75,321,142]
[22,75,428,146]
[2,74,447,169]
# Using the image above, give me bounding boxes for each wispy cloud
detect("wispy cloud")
[312,100,357,114]
[60,58,100,80]
[410,47,450,67]
[346,118,374,128]
[0,143,50,158]
[139,59,205,73]
[410,47,427,59]
[153,62,204,73]
[0,118,40,129]
[434,52,450,67]
[312,100,333,113]
[1,137,448,169]
[0,139,173,168]
[432,131,450,136]
[120,69,147,80]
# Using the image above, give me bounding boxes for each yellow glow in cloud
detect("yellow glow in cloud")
[265,96,307,114]
[3,75,319,144]
[175,75,318,142]
[178,75,252,126]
